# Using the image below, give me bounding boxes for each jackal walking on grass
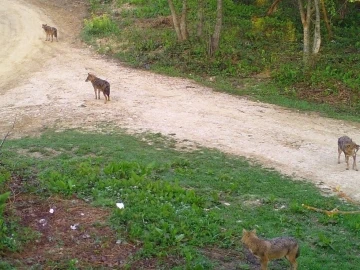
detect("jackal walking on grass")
[241,229,300,270]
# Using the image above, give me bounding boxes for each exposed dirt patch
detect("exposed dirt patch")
[5,194,138,269]
[296,82,357,108]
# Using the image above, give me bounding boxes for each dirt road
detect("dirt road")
[1,0,359,201]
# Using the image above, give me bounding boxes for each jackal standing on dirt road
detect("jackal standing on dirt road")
[85,73,111,104]
[42,24,58,42]
[338,135,359,171]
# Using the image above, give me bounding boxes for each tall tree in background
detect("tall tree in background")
[312,0,321,54]
[298,0,321,66]
[168,0,188,41]
[209,0,223,56]
[197,0,205,38]
[320,0,333,39]
[180,0,189,40]
[168,0,223,56]
[267,0,282,15]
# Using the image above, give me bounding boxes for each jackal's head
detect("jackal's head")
[85,73,96,82]
[42,24,47,29]
[241,229,257,245]
[345,142,359,155]
[355,144,360,153]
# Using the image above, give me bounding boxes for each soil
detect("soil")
[1,0,360,267]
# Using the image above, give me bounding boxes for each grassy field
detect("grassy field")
[1,130,360,269]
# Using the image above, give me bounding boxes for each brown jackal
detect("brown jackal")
[85,73,111,104]
[338,136,359,171]
[42,24,58,42]
[241,229,299,270]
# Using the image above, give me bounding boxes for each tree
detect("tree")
[320,0,333,39]
[196,0,205,38]
[168,0,188,41]
[209,0,223,56]
[180,0,189,40]
[267,0,283,15]
[167,0,223,56]
[313,0,321,54]
[297,0,322,66]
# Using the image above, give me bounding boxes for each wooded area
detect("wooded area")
[83,0,360,113]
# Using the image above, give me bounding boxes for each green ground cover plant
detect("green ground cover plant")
[1,130,360,269]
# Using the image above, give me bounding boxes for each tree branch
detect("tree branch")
[302,204,360,217]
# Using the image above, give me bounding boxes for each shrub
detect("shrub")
[83,14,119,36]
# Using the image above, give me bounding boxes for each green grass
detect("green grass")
[1,130,360,269]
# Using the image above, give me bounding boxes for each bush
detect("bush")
[83,14,119,36]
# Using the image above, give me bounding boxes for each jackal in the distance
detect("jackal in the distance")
[85,73,111,104]
[42,24,58,42]
[241,229,300,270]
[338,135,359,171]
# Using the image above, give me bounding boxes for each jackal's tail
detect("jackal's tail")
[54,28,58,38]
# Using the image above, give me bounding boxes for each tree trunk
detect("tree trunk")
[320,0,332,39]
[312,0,321,54]
[298,0,312,65]
[197,0,204,37]
[180,0,188,40]
[168,0,183,41]
[339,0,348,20]
[266,0,282,16]
[209,0,223,56]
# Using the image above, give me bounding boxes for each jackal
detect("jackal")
[85,73,110,104]
[241,229,299,270]
[338,136,359,171]
[42,24,58,42]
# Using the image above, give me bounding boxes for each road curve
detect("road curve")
[0,0,53,91]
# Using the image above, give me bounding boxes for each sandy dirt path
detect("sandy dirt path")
[1,0,359,201]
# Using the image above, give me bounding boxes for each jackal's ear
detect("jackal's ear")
[251,229,256,233]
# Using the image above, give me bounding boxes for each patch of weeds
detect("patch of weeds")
[316,232,335,250]
[83,14,119,36]
[0,261,16,270]
[109,175,226,259]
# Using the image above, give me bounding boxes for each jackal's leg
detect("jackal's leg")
[345,156,350,170]
[103,93,108,103]
[338,146,342,164]
[287,256,297,270]
[93,87,97,99]
[260,257,269,270]
[353,155,358,171]
[286,250,298,270]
